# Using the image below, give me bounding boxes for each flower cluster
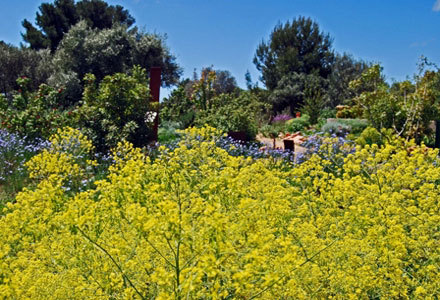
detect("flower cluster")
[296,133,355,176]
[25,127,98,193]
[0,127,438,298]
[272,114,292,123]
[147,129,295,164]
[0,129,49,182]
[216,135,294,162]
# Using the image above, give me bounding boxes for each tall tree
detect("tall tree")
[268,72,327,114]
[48,21,181,105]
[181,67,239,101]
[21,0,134,51]
[327,53,370,107]
[0,42,52,96]
[253,16,334,91]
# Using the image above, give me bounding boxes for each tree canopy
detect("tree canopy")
[46,21,181,105]
[22,0,135,51]
[0,42,52,96]
[253,16,334,91]
[253,17,371,116]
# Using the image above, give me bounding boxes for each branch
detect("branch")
[76,226,145,300]
[249,238,339,299]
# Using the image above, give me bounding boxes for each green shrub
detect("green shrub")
[355,127,392,147]
[0,77,75,140]
[350,65,439,142]
[158,121,182,143]
[319,107,336,119]
[195,93,259,140]
[285,114,310,132]
[337,118,369,133]
[77,66,153,152]
[322,118,369,135]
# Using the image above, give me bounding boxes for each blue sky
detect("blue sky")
[1,0,440,94]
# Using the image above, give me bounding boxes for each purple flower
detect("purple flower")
[0,129,49,182]
[272,114,293,123]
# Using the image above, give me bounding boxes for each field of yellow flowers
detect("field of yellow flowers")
[0,127,439,299]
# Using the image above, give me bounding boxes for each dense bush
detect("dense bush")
[0,127,439,298]
[0,77,75,140]
[285,114,310,132]
[160,84,195,128]
[77,66,153,152]
[350,65,439,142]
[321,118,369,135]
[194,93,260,140]
[49,21,181,105]
[0,43,53,97]
[157,121,182,143]
[355,127,392,147]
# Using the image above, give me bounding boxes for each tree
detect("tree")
[351,65,439,142]
[76,0,134,29]
[0,42,53,97]
[253,16,334,91]
[184,67,239,98]
[22,0,134,51]
[77,66,153,151]
[49,21,181,105]
[327,53,370,107]
[268,72,327,115]
[160,81,195,128]
[194,92,262,140]
[161,67,238,123]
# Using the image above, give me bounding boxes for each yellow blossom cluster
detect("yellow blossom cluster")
[0,127,438,299]
[25,127,97,191]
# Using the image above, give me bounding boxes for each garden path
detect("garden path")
[256,134,306,154]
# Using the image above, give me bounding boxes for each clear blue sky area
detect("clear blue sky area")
[1,0,440,94]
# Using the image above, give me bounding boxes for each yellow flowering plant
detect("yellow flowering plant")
[25,127,97,193]
[0,126,439,299]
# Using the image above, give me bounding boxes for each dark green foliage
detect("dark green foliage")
[22,0,134,51]
[194,92,259,140]
[0,43,52,97]
[77,66,153,152]
[21,19,50,50]
[327,53,370,107]
[160,83,195,128]
[254,17,371,120]
[285,115,310,132]
[0,77,75,140]
[301,75,328,124]
[76,0,134,30]
[268,72,328,122]
[268,73,324,114]
[318,107,336,119]
[49,21,181,106]
[254,16,334,91]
